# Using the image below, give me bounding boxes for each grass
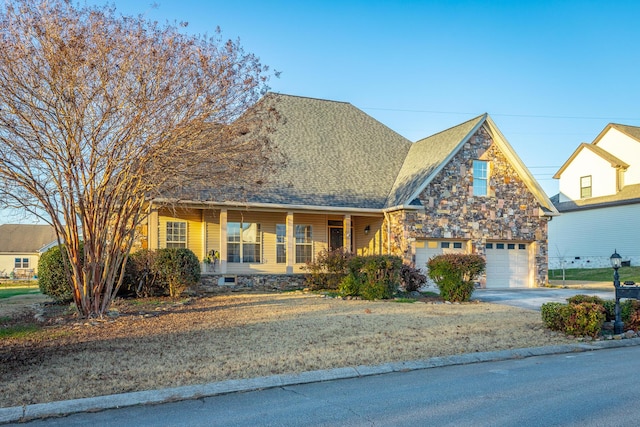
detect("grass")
[0,324,41,339]
[0,286,40,299]
[549,266,640,283]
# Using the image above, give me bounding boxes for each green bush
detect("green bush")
[427,254,485,302]
[602,299,640,325]
[154,248,201,297]
[38,244,78,303]
[400,264,427,293]
[338,255,402,300]
[566,294,604,306]
[339,273,362,297]
[121,249,161,297]
[541,302,566,331]
[562,302,606,338]
[304,248,353,290]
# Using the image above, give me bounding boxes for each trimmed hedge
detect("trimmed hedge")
[303,248,353,291]
[427,254,485,302]
[339,255,403,300]
[154,248,201,297]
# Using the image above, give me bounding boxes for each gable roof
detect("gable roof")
[593,123,640,146]
[553,142,629,179]
[387,114,558,214]
[0,224,57,253]
[386,114,486,207]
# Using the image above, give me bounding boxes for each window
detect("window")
[518,244,526,250]
[486,243,494,249]
[14,258,29,268]
[473,160,489,196]
[453,242,463,249]
[166,222,187,248]
[295,225,312,263]
[496,243,505,249]
[508,243,515,250]
[440,242,450,249]
[580,175,592,198]
[276,224,286,264]
[228,222,262,263]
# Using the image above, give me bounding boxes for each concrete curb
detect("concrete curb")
[2,337,640,424]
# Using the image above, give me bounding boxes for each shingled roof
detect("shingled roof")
[169,93,555,214]
[0,224,57,253]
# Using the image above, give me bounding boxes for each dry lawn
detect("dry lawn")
[0,292,574,408]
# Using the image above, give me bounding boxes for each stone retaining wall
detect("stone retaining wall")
[196,274,308,294]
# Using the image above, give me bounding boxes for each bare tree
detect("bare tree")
[0,0,277,317]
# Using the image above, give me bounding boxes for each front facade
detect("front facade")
[0,224,57,278]
[549,124,640,269]
[143,94,557,288]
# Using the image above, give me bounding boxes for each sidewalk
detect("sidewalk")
[548,280,613,290]
[2,338,640,424]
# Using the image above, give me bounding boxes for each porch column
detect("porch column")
[286,211,294,274]
[219,208,228,274]
[201,209,207,261]
[147,206,159,250]
[343,215,352,253]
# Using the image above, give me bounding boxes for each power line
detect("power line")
[361,107,640,122]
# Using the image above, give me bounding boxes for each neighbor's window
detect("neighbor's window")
[295,225,313,263]
[276,224,286,264]
[473,160,489,196]
[580,175,592,198]
[166,221,187,248]
[227,222,262,263]
[14,258,29,268]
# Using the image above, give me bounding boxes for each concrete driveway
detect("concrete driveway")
[473,287,615,310]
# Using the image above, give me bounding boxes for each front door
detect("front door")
[329,226,343,251]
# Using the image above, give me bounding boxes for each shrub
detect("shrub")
[400,264,427,292]
[339,255,402,300]
[602,299,636,323]
[561,302,606,338]
[339,273,362,297]
[154,248,201,297]
[427,254,485,302]
[566,294,604,306]
[541,302,566,331]
[304,248,353,290]
[38,244,78,303]
[121,249,161,297]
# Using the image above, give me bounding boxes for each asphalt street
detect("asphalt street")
[11,344,640,427]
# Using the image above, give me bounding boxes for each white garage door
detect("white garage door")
[415,240,467,289]
[485,242,530,288]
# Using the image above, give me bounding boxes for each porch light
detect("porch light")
[364,225,370,235]
[610,249,622,269]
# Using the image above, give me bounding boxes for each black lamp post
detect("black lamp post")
[610,250,624,334]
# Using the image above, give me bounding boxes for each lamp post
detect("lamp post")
[610,250,624,334]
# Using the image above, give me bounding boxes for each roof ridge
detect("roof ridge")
[413,113,487,143]
[267,92,351,105]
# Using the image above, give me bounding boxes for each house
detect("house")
[549,123,640,269]
[0,224,57,278]
[142,94,558,289]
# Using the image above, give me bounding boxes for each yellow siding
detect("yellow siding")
[158,208,204,259]
[354,217,384,256]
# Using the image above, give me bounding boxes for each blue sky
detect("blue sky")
[4,0,640,222]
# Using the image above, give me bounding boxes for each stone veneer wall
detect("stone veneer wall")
[385,125,550,287]
[198,274,307,294]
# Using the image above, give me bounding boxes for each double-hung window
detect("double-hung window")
[276,224,286,264]
[166,222,187,248]
[473,160,489,196]
[228,222,262,263]
[14,258,29,268]
[295,225,312,264]
[580,175,592,198]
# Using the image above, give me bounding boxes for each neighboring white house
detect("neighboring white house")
[549,123,640,269]
[0,224,57,278]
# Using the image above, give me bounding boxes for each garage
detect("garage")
[415,240,467,289]
[485,242,530,288]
